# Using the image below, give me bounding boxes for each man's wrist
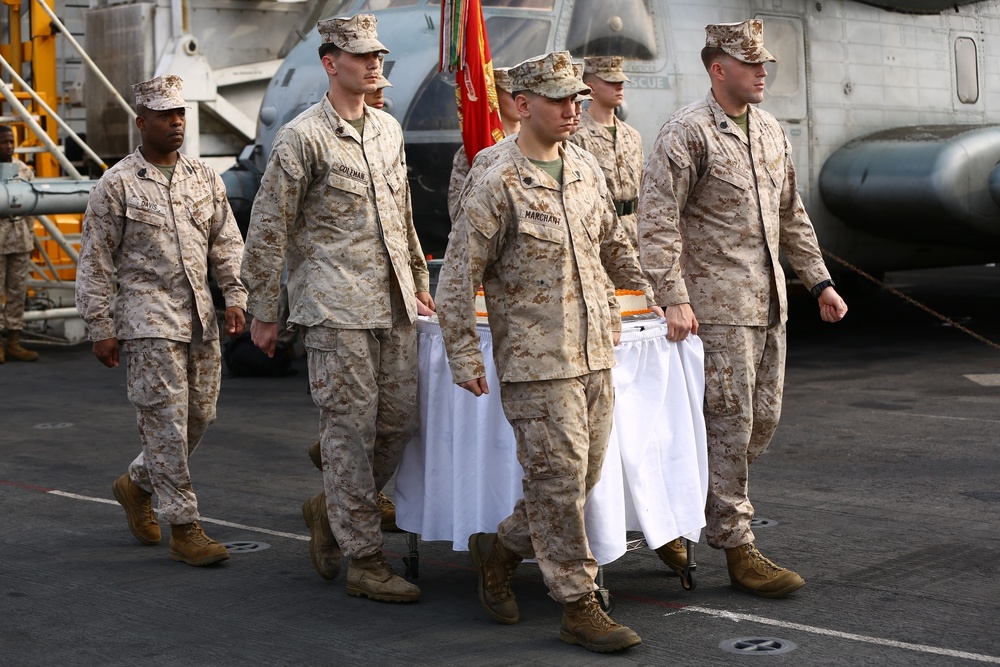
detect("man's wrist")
[810,279,834,299]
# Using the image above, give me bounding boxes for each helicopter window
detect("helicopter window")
[761,18,801,97]
[566,0,656,60]
[955,37,979,105]
[486,16,551,67]
[404,16,550,132]
[404,70,460,132]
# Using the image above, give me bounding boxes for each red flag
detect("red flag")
[442,0,503,167]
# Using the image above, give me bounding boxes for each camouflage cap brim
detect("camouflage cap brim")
[143,99,190,111]
[726,45,776,64]
[340,38,389,55]
[594,71,631,83]
[535,78,593,100]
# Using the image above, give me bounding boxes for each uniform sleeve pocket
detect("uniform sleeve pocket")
[703,349,741,416]
[767,163,784,189]
[385,167,405,195]
[191,201,213,231]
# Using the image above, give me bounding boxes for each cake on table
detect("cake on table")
[615,289,653,319]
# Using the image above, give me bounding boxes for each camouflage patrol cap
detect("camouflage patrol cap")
[705,19,776,64]
[510,51,591,99]
[493,67,512,94]
[583,56,630,83]
[131,75,188,111]
[572,63,593,101]
[317,14,389,55]
[375,73,393,90]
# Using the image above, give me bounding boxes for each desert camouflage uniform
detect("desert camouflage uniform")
[0,159,36,331]
[567,113,644,246]
[455,136,653,306]
[76,148,247,524]
[437,139,649,602]
[242,96,429,559]
[638,91,831,550]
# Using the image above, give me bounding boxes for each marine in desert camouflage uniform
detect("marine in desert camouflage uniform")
[75,75,247,567]
[0,125,39,363]
[437,51,649,654]
[567,56,644,247]
[447,66,520,223]
[638,19,848,598]
[241,14,431,603]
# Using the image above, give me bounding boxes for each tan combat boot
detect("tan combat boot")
[375,491,399,532]
[468,532,522,624]
[301,491,341,580]
[725,542,805,598]
[307,441,399,531]
[654,538,688,576]
[111,473,160,545]
[169,521,230,566]
[346,552,420,602]
[5,331,38,362]
[560,592,642,653]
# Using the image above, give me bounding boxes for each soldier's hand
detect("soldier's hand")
[92,338,120,368]
[250,318,279,358]
[650,305,665,318]
[458,377,489,396]
[818,286,848,323]
[225,307,246,338]
[613,330,621,346]
[416,291,435,315]
[666,303,698,342]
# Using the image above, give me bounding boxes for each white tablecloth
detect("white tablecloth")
[394,317,708,566]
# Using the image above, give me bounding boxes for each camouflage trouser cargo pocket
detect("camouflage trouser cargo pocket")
[699,328,741,417]
[500,395,555,479]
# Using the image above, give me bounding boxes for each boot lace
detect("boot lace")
[141,501,157,526]
[746,545,782,574]
[185,522,214,546]
[485,552,518,600]
[581,596,616,629]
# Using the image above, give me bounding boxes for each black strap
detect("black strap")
[614,199,637,216]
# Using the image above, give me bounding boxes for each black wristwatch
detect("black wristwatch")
[810,279,834,299]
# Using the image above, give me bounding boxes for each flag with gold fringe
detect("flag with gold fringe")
[440,0,503,167]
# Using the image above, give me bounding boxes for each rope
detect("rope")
[821,248,1000,353]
